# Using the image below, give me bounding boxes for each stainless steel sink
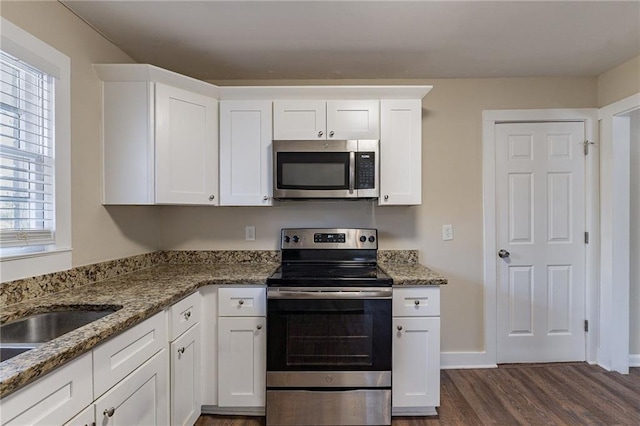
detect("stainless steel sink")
[0,308,119,362]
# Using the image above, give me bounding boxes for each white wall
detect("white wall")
[631,109,640,355]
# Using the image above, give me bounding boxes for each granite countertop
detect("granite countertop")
[381,262,449,286]
[0,260,446,398]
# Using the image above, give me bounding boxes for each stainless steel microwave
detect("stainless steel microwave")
[273,139,379,200]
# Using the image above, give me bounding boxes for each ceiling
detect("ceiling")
[60,0,640,81]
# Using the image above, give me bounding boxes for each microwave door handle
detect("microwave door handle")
[349,151,355,194]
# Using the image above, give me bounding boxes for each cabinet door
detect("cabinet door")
[326,100,380,140]
[379,99,422,205]
[219,101,273,206]
[155,83,219,205]
[218,317,266,407]
[392,317,440,408]
[171,324,201,426]
[273,100,326,140]
[1,353,93,426]
[94,349,168,426]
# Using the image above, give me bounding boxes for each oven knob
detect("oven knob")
[284,236,291,243]
[359,236,367,243]
[292,235,300,243]
[368,236,375,243]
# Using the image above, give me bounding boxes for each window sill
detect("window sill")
[0,248,72,283]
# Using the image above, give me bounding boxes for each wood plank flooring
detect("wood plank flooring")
[196,364,640,426]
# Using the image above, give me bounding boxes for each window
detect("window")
[0,18,71,282]
[1,51,55,251]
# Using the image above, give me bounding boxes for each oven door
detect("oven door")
[267,287,392,375]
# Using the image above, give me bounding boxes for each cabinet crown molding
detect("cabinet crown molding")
[94,63,432,101]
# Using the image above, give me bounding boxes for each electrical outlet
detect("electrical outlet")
[442,224,453,241]
[245,226,256,241]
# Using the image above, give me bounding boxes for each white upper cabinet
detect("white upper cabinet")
[219,101,273,206]
[327,100,380,140]
[155,84,219,204]
[379,99,422,205]
[96,64,219,205]
[273,100,379,140]
[273,100,326,140]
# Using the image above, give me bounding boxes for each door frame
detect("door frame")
[598,93,640,373]
[482,109,599,367]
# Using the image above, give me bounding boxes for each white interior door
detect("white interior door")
[496,121,586,363]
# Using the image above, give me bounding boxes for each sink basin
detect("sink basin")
[0,308,119,362]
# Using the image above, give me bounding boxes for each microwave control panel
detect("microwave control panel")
[356,152,375,189]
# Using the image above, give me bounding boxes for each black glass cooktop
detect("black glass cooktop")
[267,263,392,287]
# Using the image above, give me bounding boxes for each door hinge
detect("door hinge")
[584,320,589,332]
[584,231,589,244]
[583,140,596,155]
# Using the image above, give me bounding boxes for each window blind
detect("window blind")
[0,50,55,248]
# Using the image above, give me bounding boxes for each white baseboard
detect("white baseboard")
[630,354,640,367]
[441,351,497,369]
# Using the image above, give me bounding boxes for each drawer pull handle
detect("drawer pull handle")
[257,324,262,330]
[183,311,191,320]
[397,325,403,331]
[104,407,116,417]
[178,347,185,354]
[238,300,244,305]
[415,300,420,306]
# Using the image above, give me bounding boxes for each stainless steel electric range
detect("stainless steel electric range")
[266,228,392,426]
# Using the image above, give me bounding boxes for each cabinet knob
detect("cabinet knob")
[263,195,269,201]
[415,300,420,306]
[329,131,335,137]
[178,347,185,354]
[318,131,324,137]
[257,324,262,330]
[397,325,403,331]
[209,195,215,201]
[104,407,116,417]
[183,311,191,320]
[238,300,244,305]
[384,195,389,201]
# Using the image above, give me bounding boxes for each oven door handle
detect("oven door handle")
[267,288,392,299]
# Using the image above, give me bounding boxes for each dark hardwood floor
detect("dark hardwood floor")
[196,364,640,426]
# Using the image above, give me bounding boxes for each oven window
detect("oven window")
[286,313,373,366]
[277,152,349,189]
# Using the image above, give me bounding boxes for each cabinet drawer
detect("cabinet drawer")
[1,352,93,426]
[393,287,440,317]
[169,291,201,341]
[218,287,266,317]
[93,311,167,397]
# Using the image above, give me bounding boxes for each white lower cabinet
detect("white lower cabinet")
[217,287,266,409]
[392,287,441,416]
[94,349,168,425]
[168,292,202,426]
[171,324,201,425]
[1,352,93,426]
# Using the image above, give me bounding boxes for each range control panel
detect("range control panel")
[281,228,377,250]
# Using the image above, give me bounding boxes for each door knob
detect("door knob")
[498,249,510,259]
